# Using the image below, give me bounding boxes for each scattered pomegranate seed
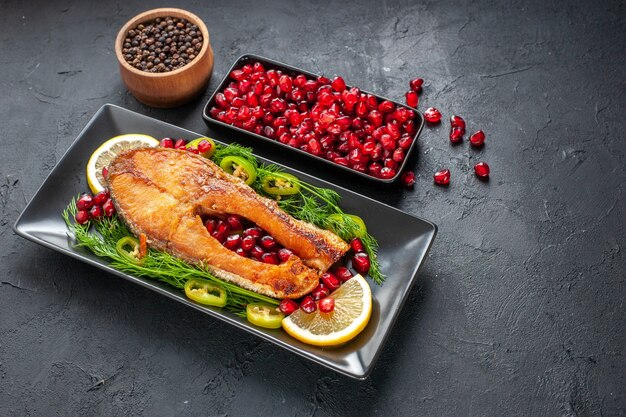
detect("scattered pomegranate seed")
[450,127,464,144]
[405,91,418,108]
[350,238,365,253]
[226,214,243,231]
[352,252,371,274]
[470,130,486,146]
[197,140,213,154]
[300,295,317,313]
[279,299,299,315]
[102,199,116,217]
[224,234,242,251]
[243,227,263,238]
[450,115,466,130]
[319,297,335,313]
[89,205,103,220]
[433,169,451,186]
[260,235,277,250]
[409,78,424,92]
[160,138,174,148]
[187,148,199,154]
[423,107,442,124]
[102,166,109,179]
[250,245,265,259]
[205,219,217,234]
[474,162,490,178]
[174,139,187,150]
[75,209,90,225]
[334,267,353,282]
[311,284,330,300]
[277,248,293,263]
[241,235,256,251]
[321,272,341,291]
[401,171,416,188]
[93,190,109,206]
[76,194,94,211]
[261,252,279,264]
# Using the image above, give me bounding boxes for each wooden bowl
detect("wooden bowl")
[115,8,214,108]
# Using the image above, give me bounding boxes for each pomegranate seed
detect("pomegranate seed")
[350,238,365,253]
[318,92,336,107]
[238,79,252,94]
[235,247,248,257]
[269,98,287,113]
[450,127,464,144]
[318,76,331,85]
[378,100,395,113]
[102,166,109,179]
[278,75,293,93]
[277,248,293,263]
[243,227,263,238]
[321,272,341,291]
[334,157,349,166]
[102,199,116,217]
[294,74,307,87]
[404,120,416,135]
[331,76,347,92]
[405,91,418,108]
[160,138,174,148]
[366,94,378,110]
[246,91,259,107]
[401,171,416,188]
[250,245,265,259]
[205,219,217,234]
[311,284,330,300]
[241,235,256,251]
[303,79,318,92]
[368,162,382,177]
[261,252,279,264]
[352,252,371,274]
[226,214,243,231]
[450,115,466,130]
[76,194,94,210]
[224,234,242,250]
[93,190,109,206]
[319,297,335,313]
[300,295,317,313]
[230,69,245,81]
[355,102,368,118]
[252,62,265,72]
[174,139,186,150]
[187,148,200,155]
[89,205,103,220]
[379,167,396,179]
[398,135,413,150]
[409,78,424,91]
[433,169,451,186]
[392,148,405,162]
[279,299,299,315]
[368,110,383,127]
[470,130,486,146]
[380,135,396,151]
[223,87,239,102]
[260,235,277,250]
[334,267,353,282]
[474,162,490,178]
[75,209,89,225]
[423,107,442,124]
[241,64,253,74]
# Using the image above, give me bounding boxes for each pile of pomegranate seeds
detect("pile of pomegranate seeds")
[202,213,294,265]
[207,61,420,180]
[75,190,115,224]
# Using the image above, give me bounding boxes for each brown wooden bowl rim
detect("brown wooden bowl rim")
[115,7,211,78]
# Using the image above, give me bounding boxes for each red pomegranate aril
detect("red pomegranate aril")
[404,119,416,135]
[300,295,317,313]
[224,234,242,250]
[75,209,90,225]
[187,147,199,154]
[327,123,343,136]
[378,100,395,113]
[318,92,336,107]
[320,272,341,291]
[174,139,187,150]
[470,130,486,146]
[205,219,217,234]
[237,106,251,121]
[224,87,239,102]
[424,107,442,123]
[401,171,416,188]
[215,220,230,236]
[379,167,396,179]
[350,237,365,253]
[160,137,174,148]
[434,169,451,186]
[369,162,382,177]
[405,91,418,108]
[245,91,259,107]
[263,126,275,139]
[261,252,279,265]
[311,284,330,301]
[474,162,490,178]
[450,115,466,129]
[89,205,103,220]
[277,248,293,263]
[102,199,116,217]
[318,75,331,85]
[76,194,94,210]
[225,214,243,231]
[279,299,299,315]
[368,110,383,127]
[334,157,349,166]
[252,62,265,72]
[243,227,263,238]
[230,69,245,81]
[392,148,405,162]
[450,127,464,144]
[334,267,353,282]
[303,79,318,92]
[355,102,368,118]
[319,297,335,313]
[409,78,424,91]
[387,121,401,139]
[398,135,413,150]
[278,75,293,93]
[259,235,277,250]
[393,107,411,123]
[241,235,257,251]
[331,76,347,92]
[250,245,265,259]
[294,74,307,87]
[381,134,396,151]
[365,94,378,109]
[269,98,287,113]
[238,79,252,94]
[231,97,245,108]
[93,190,109,206]
[352,252,371,274]
[235,247,248,258]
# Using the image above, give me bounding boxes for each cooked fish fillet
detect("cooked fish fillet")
[106,147,349,299]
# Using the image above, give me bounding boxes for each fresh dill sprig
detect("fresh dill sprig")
[212,143,258,168]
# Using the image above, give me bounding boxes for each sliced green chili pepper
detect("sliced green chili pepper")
[326,213,367,239]
[246,302,285,328]
[184,278,228,307]
[115,236,145,265]
[219,155,257,185]
[261,172,301,196]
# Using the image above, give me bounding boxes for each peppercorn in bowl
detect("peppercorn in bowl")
[115,8,214,108]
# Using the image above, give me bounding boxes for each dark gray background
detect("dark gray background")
[1,0,624,416]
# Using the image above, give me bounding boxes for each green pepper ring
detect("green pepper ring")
[184,278,228,307]
[261,172,301,196]
[327,213,368,239]
[219,155,257,185]
[115,236,145,265]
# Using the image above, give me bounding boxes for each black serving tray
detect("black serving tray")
[202,53,424,184]
[14,104,436,379]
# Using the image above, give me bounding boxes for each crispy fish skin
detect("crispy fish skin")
[106,148,349,299]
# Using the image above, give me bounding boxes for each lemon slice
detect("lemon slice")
[86,134,159,193]
[282,274,372,346]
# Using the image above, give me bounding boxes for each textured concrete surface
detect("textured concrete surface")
[1,0,624,416]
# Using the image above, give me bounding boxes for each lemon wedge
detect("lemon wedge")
[282,274,372,346]
[86,134,159,193]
